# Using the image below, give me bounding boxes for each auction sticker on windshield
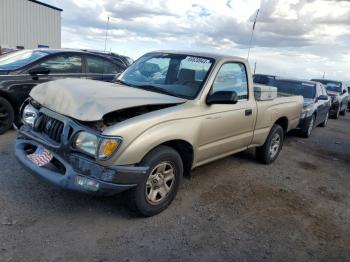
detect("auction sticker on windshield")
[185,56,211,64]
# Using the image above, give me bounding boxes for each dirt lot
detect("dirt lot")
[0,115,349,262]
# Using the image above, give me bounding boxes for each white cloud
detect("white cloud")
[43,0,350,80]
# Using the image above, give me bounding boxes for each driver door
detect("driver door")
[196,62,257,164]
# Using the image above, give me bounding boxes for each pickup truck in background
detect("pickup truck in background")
[15,51,303,216]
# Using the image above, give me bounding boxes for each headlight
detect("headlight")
[301,106,312,119]
[74,132,99,156]
[22,103,38,126]
[74,132,122,159]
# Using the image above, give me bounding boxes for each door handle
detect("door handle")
[245,109,252,116]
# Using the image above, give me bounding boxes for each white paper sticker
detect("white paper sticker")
[185,56,211,64]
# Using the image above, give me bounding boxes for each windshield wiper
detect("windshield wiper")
[136,85,176,97]
[114,79,135,87]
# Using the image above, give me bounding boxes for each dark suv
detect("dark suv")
[275,79,331,137]
[0,49,132,134]
[311,79,349,119]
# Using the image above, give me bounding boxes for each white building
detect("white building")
[0,0,62,49]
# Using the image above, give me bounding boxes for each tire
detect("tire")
[334,106,340,119]
[256,124,284,164]
[0,97,15,135]
[129,145,183,216]
[319,112,329,127]
[301,115,315,138]
[340,105,346,116]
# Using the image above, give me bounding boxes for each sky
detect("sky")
[43,0,350,81]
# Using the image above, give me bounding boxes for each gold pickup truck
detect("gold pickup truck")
[16,51,303,216]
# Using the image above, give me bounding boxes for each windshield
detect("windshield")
[0,50,48,70]
[119,53,215,99]
[312,80,342,93]
[275,80,316,99]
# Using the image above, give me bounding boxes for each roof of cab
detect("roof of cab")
[149,50,247,62]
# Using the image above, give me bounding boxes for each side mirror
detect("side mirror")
[342,89,347,94]
[206,91,238,105]
[112,73,121,82]
[28,66,50,76]
[318,95,328,100]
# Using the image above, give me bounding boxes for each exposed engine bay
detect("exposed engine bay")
[81,104,178,131]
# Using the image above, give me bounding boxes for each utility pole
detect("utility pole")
[104,16,110,52]
[247,9,260,60]
[323,72,325,79]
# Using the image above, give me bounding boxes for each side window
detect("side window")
[86,56,122,74]
[316,84,323,97]
[39,55,82,73]
[321,86,328,96]
[212,63,248,100]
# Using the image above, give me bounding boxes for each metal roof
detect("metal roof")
[28,0,63,12]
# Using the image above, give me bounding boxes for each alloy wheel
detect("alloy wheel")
[324,112,328,126]
[269,133,281,159]
[307,116,314,136]
[145,161,176,205]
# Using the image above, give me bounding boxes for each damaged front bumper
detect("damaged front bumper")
[15,127,148,196]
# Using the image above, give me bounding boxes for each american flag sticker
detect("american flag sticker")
[27,145,53,167]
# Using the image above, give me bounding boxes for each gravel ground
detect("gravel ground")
[0,115,349,262]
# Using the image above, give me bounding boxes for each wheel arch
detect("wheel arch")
[138,139,194,178]
[159,140,194,178]
[274,116,288,135]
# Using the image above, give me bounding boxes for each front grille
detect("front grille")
[37,114,64,143]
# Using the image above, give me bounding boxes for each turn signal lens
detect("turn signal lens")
[98,138,122,159]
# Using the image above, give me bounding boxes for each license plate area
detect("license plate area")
[27,145,53,167]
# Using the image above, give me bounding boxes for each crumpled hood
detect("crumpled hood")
[30,78,186,121]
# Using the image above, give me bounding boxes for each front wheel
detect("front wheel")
[256,124,284,164]
[319,112,329,127]
[129,145,183,216]
[334,106,340,119]
[301,115,315,138]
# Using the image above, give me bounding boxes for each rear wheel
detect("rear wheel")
[256,124,284,164]
[0,97,14,135]
[129,145,183,216]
